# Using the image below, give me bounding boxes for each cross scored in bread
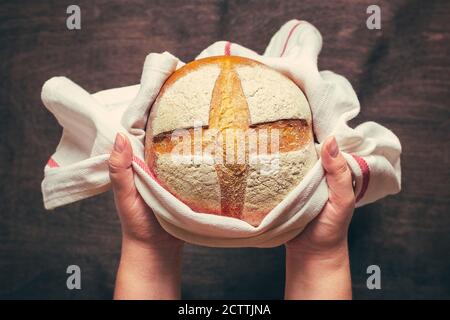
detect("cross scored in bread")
[145,56,314,225]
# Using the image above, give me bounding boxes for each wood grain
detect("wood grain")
[0,0,449,299]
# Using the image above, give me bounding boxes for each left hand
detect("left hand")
[284,136,355,300]
[286,136,355,256]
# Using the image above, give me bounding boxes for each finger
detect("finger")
[109,133,136,199]
[321,136,355,209]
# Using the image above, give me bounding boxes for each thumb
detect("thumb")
[321,136,355,209]
[109,133,135,198]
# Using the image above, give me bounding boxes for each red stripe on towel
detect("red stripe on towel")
[352,155,370,203]
[47,157,59,168]
[224,41,232,56]
[280,21,303,57]
[132,155,156,179]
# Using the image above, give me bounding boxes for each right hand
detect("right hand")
[108,133,183,250]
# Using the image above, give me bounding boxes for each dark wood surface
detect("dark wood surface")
[0,0,449,299]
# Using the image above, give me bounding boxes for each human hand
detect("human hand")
[285,136,355,299]
[109,133,183,299]
[287,136,355,256]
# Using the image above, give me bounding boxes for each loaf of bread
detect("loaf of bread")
[145,56,317,226]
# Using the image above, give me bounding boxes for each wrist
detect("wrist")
[285,241,352,300]
[114,237,183,300]
[286,242,349,278]
[286,239,349,265]
[121,235,183,264]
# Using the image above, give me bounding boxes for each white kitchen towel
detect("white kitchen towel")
[41,20,401,247]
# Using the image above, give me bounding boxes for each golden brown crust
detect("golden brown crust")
[155,56,259,100]
[208,56,250,219]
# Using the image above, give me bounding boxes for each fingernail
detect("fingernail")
[114,133,126,153]
[328,137,339,158]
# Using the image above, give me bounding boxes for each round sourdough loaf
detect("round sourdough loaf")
[145,56,317,226]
